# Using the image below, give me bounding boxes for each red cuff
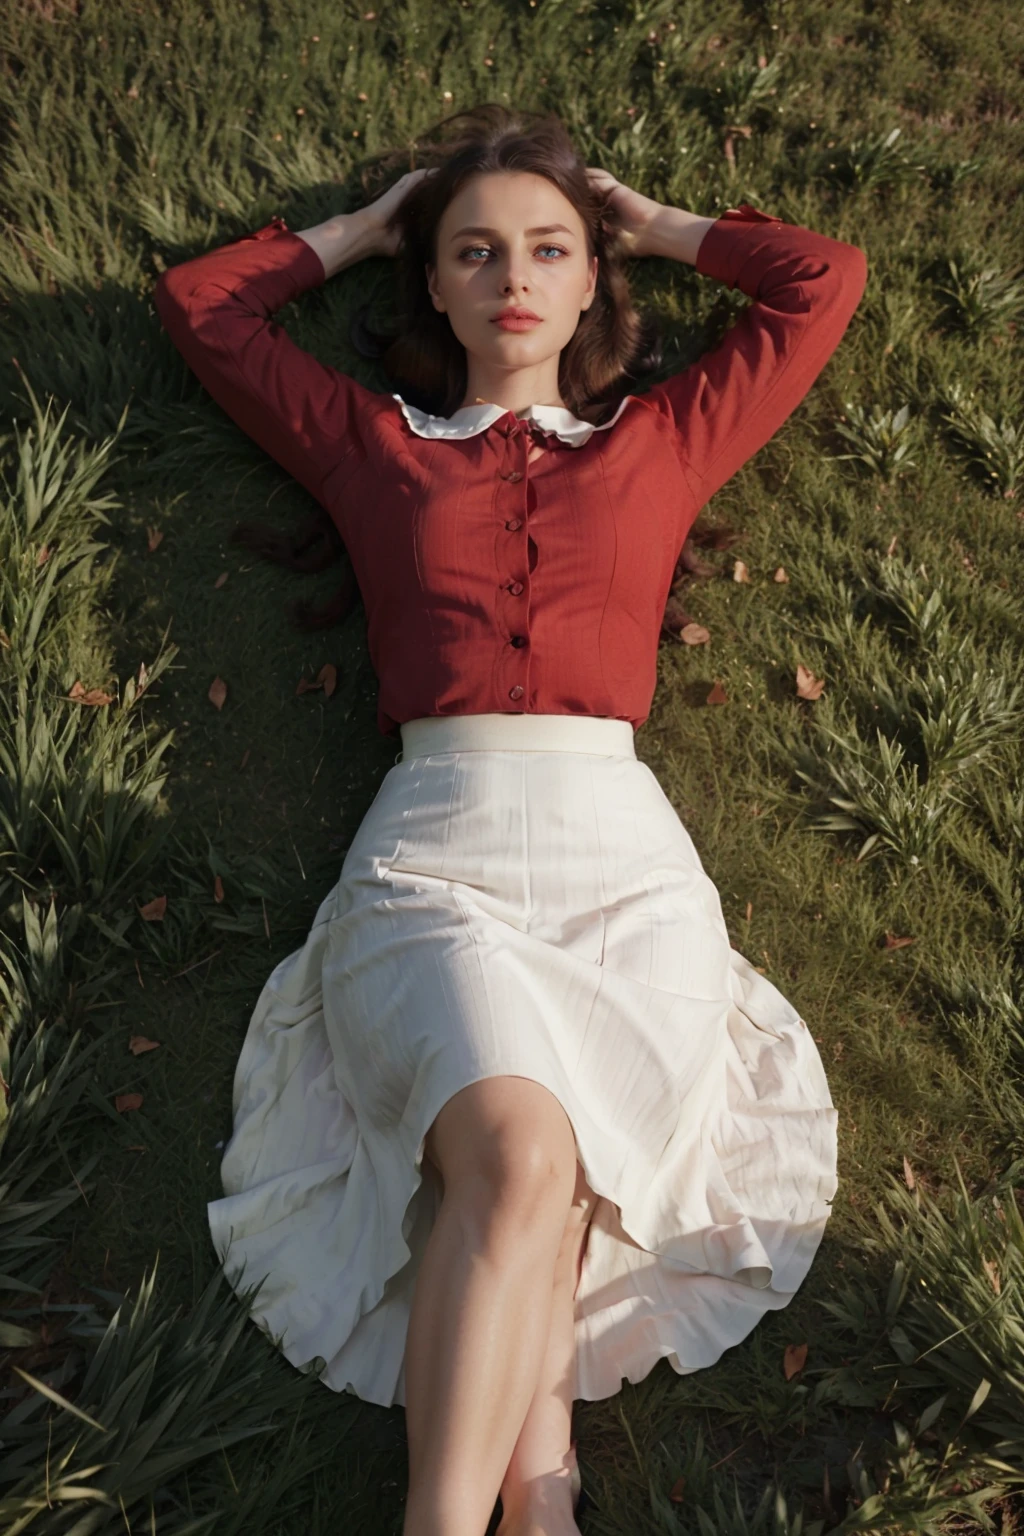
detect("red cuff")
[719,203,782,223]
[250,216,291,240]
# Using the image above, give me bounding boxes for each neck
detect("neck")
[461,360,566,416]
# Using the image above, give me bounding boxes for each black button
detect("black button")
[510,635,527,648]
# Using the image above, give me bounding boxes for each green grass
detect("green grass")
[1,0,1023,1531]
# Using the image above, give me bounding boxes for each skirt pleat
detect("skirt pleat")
[208,738,838,1407]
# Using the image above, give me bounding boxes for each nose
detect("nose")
[497,249,530,296]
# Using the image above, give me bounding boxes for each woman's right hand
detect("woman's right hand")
[357,167,437,256]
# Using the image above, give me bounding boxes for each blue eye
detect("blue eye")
[457,244,569,262]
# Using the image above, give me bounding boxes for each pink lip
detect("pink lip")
[492,312,542,331]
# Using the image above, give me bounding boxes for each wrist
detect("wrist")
[640,206,718,265]
[295,208,383,279]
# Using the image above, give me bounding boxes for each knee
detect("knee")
[423,1078,580,1224]
[458,1136,576,1227]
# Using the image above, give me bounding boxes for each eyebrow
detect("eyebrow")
[448,224,575,241]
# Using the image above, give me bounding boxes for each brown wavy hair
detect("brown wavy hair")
[231,102,662,631]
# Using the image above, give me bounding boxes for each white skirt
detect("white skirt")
[208,712,838,1408]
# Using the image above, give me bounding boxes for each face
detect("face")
[425,170,599,374]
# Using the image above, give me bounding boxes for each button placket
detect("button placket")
[497,422,531,705]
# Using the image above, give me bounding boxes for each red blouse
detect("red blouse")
[153,204,867,739]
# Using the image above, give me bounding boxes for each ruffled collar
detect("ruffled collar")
[393,393,633,447]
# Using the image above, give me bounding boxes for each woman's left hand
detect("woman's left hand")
[586,168,665,257]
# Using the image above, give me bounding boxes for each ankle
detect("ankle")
[499,1461,575,1523]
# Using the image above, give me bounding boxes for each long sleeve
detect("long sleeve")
[642,204,868,510]
[153,217,374,506]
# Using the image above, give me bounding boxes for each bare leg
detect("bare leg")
[402,1078,580,1536]
[498,1162,597,1534]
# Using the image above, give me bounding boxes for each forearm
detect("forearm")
[641,207,719,266]
[294,210,381,280]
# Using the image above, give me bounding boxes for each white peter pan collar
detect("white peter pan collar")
[393,393,633,447]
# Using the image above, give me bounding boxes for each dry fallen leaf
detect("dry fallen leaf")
[984,1258,1001,1295]
[68,680,115,707]
[773,566,789,583]
[796,664,825,701]
[885,932,916,950]
[669,1476,686,1504]
[128,1035,160,1055]
[37,544,51,567]
[115,1092,144,1113]
[208,675,228,710]
[706,680,729,705]
[745,901,753,922]
[146,526,164,552]
[297,664,339,697]
[680,623,710,646]
[732,558,750,583]
[213,570,229,589]
[214,875,225,903]
[783,1342,808,1380]
[903,1155,916,1190]
[138,895,167,921]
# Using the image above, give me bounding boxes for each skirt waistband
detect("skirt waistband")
[397,713,637,761]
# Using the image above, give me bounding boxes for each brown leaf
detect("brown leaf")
[296,674,321,695]
[138,895,167,921]
[732,558,750,583]
[146,525,164,552]
[37,544,51,566]
[214,874,225,904]
[129,1035,161,1054]
[669,1475,686,1504]
[318,662,338,696]
[773,566,789,583]
[706,680,729,705]
[213,570,229,588]
[885,932,916,950]
[745,901,753,922]
[68,680,115,707]
[796,664,825,701]
[208,675,228,710]
[783,1342,808,1380]
[903,1155,916,1190]
[983,1257,1001,1295]
[681,623,710,646]
[115,1092,143,1113]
